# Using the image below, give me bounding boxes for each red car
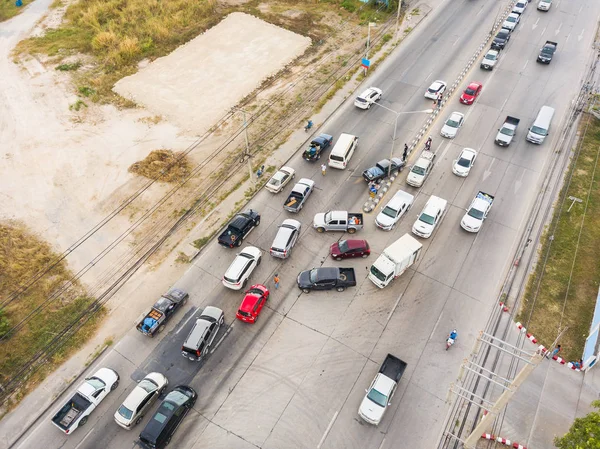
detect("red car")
[330,239,370,260]
[236,284,269,323]
[460,82,483,105]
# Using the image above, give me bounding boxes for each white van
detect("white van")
[526,106,555,144]
[328,133,358,169]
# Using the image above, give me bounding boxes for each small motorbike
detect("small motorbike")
[446,330,457,350]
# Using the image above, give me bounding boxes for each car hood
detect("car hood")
[413,220,433,236]
[375,212,395,228]
[441,124,457,137]
[494,36,507,44]
[313,213,326,227]
[406,171,424,185]
[363,167,384,180]
[461,93,474,101]
[496,132,512,144]
[453,164,469,176]
[358,396,385,424]
[297,270,311,287]
[461,214,482,230]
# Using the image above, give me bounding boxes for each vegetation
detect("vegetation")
[518,114,600,360]
[128,149,191,183]
[554,400,600,448]
[0,223,103,408]
[0,0,31,22]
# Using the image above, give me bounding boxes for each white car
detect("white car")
[375,190,415,230]
[354,87,383,109]
[452,148,477,177]
[440,112,465,139]
[424,80,447,100]
[222,246,262,290]
[461,191,494,233]
[502,13,520,30]
[265,166,295,193]
[480,49,500,70]
[412,196,447,238]
[114,373,168,429]
[406,150,435,188]
[512,0,527,13]
[537,0,551,10]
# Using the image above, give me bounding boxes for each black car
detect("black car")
[303,133,333,161]
[362,158,404,183]
[491,28,511,50]
[537,40,557,64]
[297,267,357,293]
[139,385,197,449]
[217,210,260,248]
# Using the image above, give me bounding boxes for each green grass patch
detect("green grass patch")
[69,99,87,111]
[56,61,82,71]
[518,114,600,360]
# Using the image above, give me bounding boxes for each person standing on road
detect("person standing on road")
[321,163,327,176]
[403,143,408,161]
[437,92,443,107]
[549,344,562,358]
[274,273,280,289]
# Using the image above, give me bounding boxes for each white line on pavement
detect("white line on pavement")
[317,410,339,449]
[541,26,546,35]
[424,71,433,83]
[430,311,444,340]
[377,438,387,449]
[501,97,508,111]
[74,427,95,449]
[521,60,528,72]
[176,310,198,334]
[211,325,233,354]
[387,294,403,322]
[452,36,460,47]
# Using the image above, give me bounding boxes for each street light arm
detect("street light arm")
[370,102,433,116]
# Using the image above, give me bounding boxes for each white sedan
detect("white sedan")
[265,166,295,193]
[354,87,383,109]
[114,372,168,429]
[502,13,520,30]
[452,148,477,177]
[424,80,447,100]
[440,112,465,139]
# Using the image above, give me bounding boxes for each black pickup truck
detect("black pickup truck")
[297,267,356,293]
[362,158,404,183]
[218,210,260,248]
[136,288,189,337]
[537,40,557,64]
[303,134,333,161]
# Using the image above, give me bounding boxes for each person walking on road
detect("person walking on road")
[436,92,443,107]
[273,273,280,289]
[403,143,409,162]
[549,344,562,358]
[321,163,327,176]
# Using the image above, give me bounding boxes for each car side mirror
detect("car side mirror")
[388,402,392,406]
[365,389,369,393]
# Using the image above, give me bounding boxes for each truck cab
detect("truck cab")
[369,234,422,288]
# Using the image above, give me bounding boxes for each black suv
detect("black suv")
[139,385,197,449]
[491,28,511,50]
[218,210,260,248]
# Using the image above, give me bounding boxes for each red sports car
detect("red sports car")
[460,82,483,105]
[236,284,269,323]
[330,239,370,260]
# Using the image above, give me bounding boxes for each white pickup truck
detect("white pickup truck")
[313,210,364,234]
[51,368,119,434]
[460,191,494,233]
[406,150,435,187]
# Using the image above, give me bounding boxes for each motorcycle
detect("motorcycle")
[446,330,457,350]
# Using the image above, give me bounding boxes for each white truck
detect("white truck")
[460,191,494,233]
[368,234,422,288]
[406,150,435,187]
[358,354,407,425]
[51,368,119,434]
[495,116,520,146]
[313,210,364,234]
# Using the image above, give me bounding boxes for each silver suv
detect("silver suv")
[270,219,301,258]
[181,306,224,361]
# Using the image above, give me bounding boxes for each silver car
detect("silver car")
[114,372,168,429]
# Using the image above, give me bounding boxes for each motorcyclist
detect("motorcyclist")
[305,120,313,131]
[449,329,458,341]
[425,136,432,150]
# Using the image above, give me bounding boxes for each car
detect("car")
[303,134,333,161]
[502,13,520,30]
[270,219,301,258]
[375,190,415,230]
[512,0,527,13]
[362,158,405,183]
[537,0,551,11]
[355,87,383,109]
[460,82,482,105]
[440,112,465,139]
[265,166,295,193]
[412,196,447,238]
[452,148,477,177]
[236,284,269,323]
[491,29,511,50]
[424,80,447,100]
[139,385,197,449]
[480,49,499,70]
[329,239,370,260]
[181,306,224,361]
[405,150,435,188]
[222,246,262,290]
[114,373,168,429]
[217,210,260,248]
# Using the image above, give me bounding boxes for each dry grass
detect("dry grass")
[129,149,192,183]
[0,222,103,407]
[518,114,600,360]
[0,0,32,22]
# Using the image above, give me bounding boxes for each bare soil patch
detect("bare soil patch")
[129,150,192,183]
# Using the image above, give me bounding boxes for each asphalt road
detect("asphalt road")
[12,0,600,448]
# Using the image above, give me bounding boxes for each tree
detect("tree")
[555,400,600,449]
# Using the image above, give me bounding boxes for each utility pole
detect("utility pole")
[365,22,376,76]
[232,108,255,185]
[394,0,403,42]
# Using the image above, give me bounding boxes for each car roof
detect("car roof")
[467,82,481,89]
[424,195,447,213]
[460,148,477,159]
[430,80,445,88]
[450,112,464,120]
[183,318,210,348]
[122,384,153,411]
[240,292,260,312]
[386,190,415,209]
[141,392,189,440]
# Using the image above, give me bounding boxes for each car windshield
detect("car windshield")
[485,53,496,60]
[500,127,515,136]
[338,240,349,253]
[427,86,438,93]
[247,287,263,295]
[411,165,426,175]
[238,310,251,317]
[370,265,388,282]
[457,157,471,168]
[507,16,516,22]
[382,206,398,218]
[446,119,459,128]
[497,31,508,38]
[138,379,158,393]
[309,269,319,283]
[356,97,367,103]
[367,388,388,408]
[324,212,333,222]
[468,208,485,220]
[531,125,548,136]
[465,88,476,95]
[419,213,435,225]
[166,391,190,406]
[118,405,133,420]
[86,377,106,389]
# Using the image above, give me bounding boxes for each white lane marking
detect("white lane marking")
[452,36,460,47]
[521,60,528,72]
[514,168,526,194]
[438,140,453,164]
[430,311,444,340]
[476,7,483,17]
[210,324,233,354]
[387,294,403,322]
[566,33,570,43]
[483,158,495,182]
[579,5,583,13]
[555,22,562,35]
[501,97,508,111]
[425,71,433,83]
[556,0,560,7]
[176,310,198,334]
[74,427,95,449]
[541,26,546,35]
[532,18,539,30]
[317,410,339,449]
[578,29,585,42]
[377,438,387,449]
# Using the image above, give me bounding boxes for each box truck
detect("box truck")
[368,234,422,288]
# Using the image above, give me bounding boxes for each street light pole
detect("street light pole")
[232,108,255,185]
